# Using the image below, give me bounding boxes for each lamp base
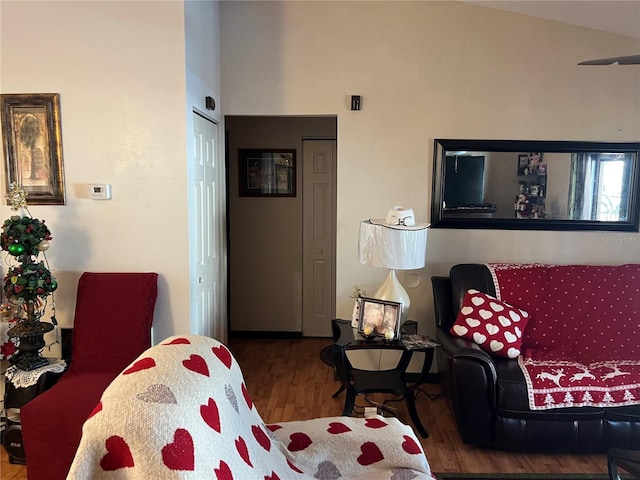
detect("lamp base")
[374,269,410,326]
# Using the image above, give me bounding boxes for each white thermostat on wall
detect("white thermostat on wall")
[89,184,112,200]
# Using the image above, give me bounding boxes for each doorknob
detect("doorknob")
[317,248,323,254]
[198,277,203,284]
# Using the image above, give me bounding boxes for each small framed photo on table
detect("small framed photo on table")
[358,297,401,341]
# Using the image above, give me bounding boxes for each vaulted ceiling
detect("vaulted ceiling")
[464,1,640,39]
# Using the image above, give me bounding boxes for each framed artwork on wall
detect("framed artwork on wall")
[238,149,296,197]
[1,93,66,205]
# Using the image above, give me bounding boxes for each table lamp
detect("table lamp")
[357,208,428,326]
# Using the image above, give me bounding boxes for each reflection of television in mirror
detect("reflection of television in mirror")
[444,155,485,207]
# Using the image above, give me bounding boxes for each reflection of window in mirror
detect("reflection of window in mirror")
[568,153,633,221]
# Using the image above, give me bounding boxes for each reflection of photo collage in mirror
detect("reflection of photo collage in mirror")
[518,152,546,176]
[515,153,547,220]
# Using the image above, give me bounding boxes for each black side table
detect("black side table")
[331,318,437,438]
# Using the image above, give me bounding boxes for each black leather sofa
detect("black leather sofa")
[431,263,640,453]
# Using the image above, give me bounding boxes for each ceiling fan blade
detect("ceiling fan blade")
[578,54,640,65]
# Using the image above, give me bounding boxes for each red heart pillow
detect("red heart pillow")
[450,289,530,359]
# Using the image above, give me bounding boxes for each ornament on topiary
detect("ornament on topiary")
[1,214,52,257]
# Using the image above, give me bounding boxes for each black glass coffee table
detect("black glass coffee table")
[608,447,640,480]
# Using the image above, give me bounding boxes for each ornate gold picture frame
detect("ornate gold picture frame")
[1,93,66,205]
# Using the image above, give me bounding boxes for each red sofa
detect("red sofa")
[20,272,158,480]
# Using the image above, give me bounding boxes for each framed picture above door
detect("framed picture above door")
[238,149,296,197]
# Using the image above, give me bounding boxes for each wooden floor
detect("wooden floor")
[1,337,609,478]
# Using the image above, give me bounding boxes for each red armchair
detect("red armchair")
[20,272,158,480]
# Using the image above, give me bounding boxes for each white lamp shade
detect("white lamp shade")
[357,221,427,270]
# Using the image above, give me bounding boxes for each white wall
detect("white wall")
[0,1,199,351]
[484,151,518,217]
[220,1,640,338]
[544,153,572,219]
[184,0,225,340]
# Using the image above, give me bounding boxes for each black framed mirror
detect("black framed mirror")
[431,139,640,231]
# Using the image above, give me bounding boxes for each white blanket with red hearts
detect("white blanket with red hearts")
[488,263,640,410]
[67,335,433,480]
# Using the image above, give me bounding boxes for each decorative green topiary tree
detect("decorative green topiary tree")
[1,182,57,370]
